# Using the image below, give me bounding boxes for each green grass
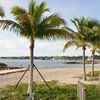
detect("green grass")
[0,81,100,100]
[86,71,100,81]
[87,71,100,77]
[86,85,100,100]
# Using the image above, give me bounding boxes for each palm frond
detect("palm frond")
[88,18,100,28]
[38,13,66,30]
[0,19,33,38]
[39,1,50,13]
[28,0,36,15]
[11,6,26,20]
[74,32,85,40]
[63,40,76,52]
[0,20,21,33]
[65,27,75,33]
[33,1,49,24]
[71,19,79,30]
[63,27,76,39]
[0,5,4,17]
[36,29,68,40]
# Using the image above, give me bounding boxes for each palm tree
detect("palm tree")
[0,0,68,95]
[63,17,91,81]
[90,42,100,76]
[86,19,100,76]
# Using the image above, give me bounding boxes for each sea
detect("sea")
[0,59,100,68]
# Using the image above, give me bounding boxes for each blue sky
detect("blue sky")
[0,0,100,57]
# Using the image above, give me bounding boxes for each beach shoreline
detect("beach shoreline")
[0,67,100,88]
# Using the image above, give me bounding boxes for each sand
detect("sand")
[0,67,100,88]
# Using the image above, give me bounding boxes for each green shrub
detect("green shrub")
[0,82,77,100]
[86,85,100,100]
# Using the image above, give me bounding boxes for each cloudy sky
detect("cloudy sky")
[0,0,100,57]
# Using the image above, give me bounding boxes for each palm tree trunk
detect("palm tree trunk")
[91,50,95,77]
[27,36,34,95]
[82,46,86,81]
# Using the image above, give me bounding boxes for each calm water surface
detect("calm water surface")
[0,59,100,68]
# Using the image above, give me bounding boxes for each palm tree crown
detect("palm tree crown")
[0,0,67,40]
[63,17,91,52]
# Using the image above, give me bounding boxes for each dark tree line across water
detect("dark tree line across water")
[0,55,100,60]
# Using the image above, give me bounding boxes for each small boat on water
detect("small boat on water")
[64,61,82,64]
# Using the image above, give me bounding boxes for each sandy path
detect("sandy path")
[0,67,100,87]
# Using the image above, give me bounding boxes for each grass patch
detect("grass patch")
[0,84,28,100]
[0,81,100,100]
[87,71,100,77]
[86,71,100,81]
[86,85,100,100]
[0,81,77,100]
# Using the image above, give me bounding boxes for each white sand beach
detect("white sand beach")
[0,67,100,88]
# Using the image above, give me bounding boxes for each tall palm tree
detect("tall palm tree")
[63,17,91,81]
[0,0,67,95]
[90,42,100,76]
[86,19,100,76]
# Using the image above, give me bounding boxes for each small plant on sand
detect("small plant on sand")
[86,71,100,81]
[87,71,100,77]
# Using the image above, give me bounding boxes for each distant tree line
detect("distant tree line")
[0,55,100,60]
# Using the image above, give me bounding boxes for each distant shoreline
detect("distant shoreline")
[0,55,100,61]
